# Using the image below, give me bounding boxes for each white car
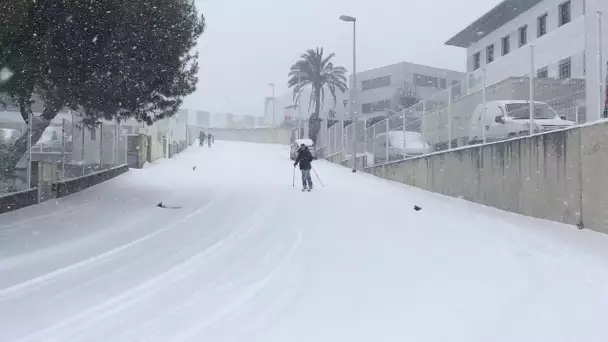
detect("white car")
[290,138,316,160]
[469,101,575,144]
[373,131,432,162]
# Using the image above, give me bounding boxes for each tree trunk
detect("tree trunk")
[3,106,61,173]
[308,86,322,145]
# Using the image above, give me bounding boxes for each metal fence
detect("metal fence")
[324,46,601,170]
[1,113,127,196]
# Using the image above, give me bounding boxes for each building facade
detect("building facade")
[349,62,465,119]
[446,0,607,120]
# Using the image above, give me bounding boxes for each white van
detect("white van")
[373,131,432,162]
[469,101,575,144]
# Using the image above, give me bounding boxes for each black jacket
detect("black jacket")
[294,147,313,170]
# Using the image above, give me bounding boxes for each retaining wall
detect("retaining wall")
[54,164,129,198]
[344,120,608,234]
[206,128,292,145]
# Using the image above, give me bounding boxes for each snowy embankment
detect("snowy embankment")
[1,141,607,342]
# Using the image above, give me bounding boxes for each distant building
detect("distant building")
[350,62,465,119]
[243,115,256,127]
[196,111,210,127]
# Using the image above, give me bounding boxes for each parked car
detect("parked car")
[373,131,432,162]
[469,101,575,144]
[290,138,316,160]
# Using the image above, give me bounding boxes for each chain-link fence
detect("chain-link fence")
[327,41,600,170]
[1,112,128,196]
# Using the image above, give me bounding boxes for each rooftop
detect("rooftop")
[445,0,544,48]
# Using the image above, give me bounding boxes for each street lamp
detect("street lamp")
[340,14,357,172]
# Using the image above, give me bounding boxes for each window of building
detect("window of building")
[473,52,481,70]
[559,57,572,79]
[361,99,391,114]
[538,13,548,37]
[501,35,510,56]
[519,25,528,47]
[486,44,494,63]
[537,66,549,78]
[559,1,571,26]
[440,78,447,89]
[361,76,391,92]
[413,74,439,88]
[90,128,96,141]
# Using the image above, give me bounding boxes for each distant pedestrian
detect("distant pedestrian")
[208,133,212,147]
[200,132,206,146]
[294,144,314,191]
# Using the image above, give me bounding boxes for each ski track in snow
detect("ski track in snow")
[1,141,608,342]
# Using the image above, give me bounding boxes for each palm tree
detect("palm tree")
[288,47,347,144]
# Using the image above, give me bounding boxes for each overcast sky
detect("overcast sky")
[184,0,505,116]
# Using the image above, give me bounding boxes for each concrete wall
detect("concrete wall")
[353,120,608,234]
[207,127,292,145]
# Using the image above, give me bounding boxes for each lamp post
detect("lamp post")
[340,14,357,172]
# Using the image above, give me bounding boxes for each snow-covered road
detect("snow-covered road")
[2,141,608,342]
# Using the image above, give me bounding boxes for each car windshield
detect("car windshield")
[506,103,558,120]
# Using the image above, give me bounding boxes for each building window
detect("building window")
[537,67,549,78]
[519,25,528,47]
[473,52,481,70]
[361,99,391,114]
[538,13,548,37]
[413,74,439,88]
[90,128,96,141]
[559,1,571,26]
[440,78,447,89]
[486,44,494,64]
[361,76,391,92]
[559,57,571,79]
[501,35,510,56]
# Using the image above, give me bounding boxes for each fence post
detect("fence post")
[482,68,487,143]
[598,11,604,120]
[402,110,407,150]
[372,124,376,165]
[26,110,32,188]
[61,119,66,179]
[422,100,427,144]
[112,124,117,165]
[529,45,535,136]
[448,87,452,150]
[81,121,85,176]
[385,118,389,164]
[99,123,103,168]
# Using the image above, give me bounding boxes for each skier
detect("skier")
[294,144,314,191]
[207,134,212,147]
[200,131,207,146]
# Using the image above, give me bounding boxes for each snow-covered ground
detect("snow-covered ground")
[1,141,608,342]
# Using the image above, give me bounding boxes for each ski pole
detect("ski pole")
[292,166,296,187]
[311,167,325,187]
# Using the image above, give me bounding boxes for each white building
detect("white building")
[350,62,465,119]
[268,87,348,127]
[446,0,607,120]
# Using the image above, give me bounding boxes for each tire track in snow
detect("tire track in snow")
[0,196,221,300]
[105,198,282,341]
[13,194,269,342]
[172,228,303,342]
